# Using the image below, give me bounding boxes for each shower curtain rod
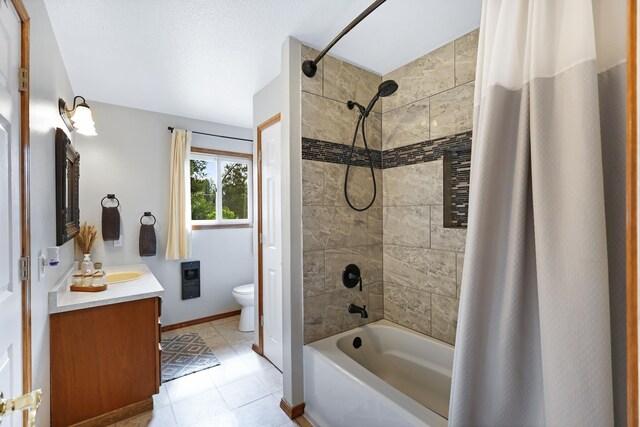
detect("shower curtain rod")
[167,126,253,142]
[302,0,387,78]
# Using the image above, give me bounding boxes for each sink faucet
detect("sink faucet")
[348,304,368,318]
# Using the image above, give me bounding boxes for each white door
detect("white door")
[261,121,283,371]
[0,2,23,427]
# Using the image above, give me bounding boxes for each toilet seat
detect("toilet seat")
[233,284,254,295]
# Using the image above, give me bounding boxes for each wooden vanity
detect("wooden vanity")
[49,265,164,426]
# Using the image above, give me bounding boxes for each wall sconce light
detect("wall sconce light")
[59,96,97,136]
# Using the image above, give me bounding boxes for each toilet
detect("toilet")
[232,284,255,332]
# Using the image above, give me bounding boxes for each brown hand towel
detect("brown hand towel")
[101,206,120,241]
[139,224,157,257]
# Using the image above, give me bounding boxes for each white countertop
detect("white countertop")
[49,264,164,314]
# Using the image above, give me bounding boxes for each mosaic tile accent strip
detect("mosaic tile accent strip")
[302,138,382,168]
[382,130,472,169]
[444,147,471,228]
[301,130,472,227]
[302,130,472,170]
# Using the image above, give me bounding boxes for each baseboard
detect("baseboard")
[280,398,305,419]
[161,310,241,331]
[252,343,263,355]
[294,415,315,427]
[69,398,152,426]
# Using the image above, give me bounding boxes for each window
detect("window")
[190,149,252,228]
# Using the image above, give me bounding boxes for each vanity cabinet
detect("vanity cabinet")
[50,296,161,426]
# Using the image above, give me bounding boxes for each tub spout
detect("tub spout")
[348,303,368,318]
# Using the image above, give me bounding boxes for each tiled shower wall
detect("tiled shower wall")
[381,30,478,345]
[301,46,384,344]
[300,29,478,346]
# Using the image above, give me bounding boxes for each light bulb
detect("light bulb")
[70,104,94,128]
[76,125,97,136]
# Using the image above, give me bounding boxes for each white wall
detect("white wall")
[251,37,304,409]
[283,36,305,409]
[253,71,283,346]
[27,0,76,425]
[75,102,254,326]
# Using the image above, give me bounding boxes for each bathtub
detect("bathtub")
[304,320,453,427]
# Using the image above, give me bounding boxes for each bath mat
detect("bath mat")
[161,333,220,383]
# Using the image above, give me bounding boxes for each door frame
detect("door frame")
[11,0,31,395]
[628,0,639,425]
[253,113,281,357]
[1,0,32,422]
[7,0,32,420]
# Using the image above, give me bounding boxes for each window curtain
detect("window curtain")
[166,128,192,260]
[449,0,626,425]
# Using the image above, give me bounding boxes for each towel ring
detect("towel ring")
[101,194,120,208]
[140,212,156,226]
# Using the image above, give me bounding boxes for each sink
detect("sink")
[106,271,144,284]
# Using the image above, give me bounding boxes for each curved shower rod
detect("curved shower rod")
[167,126,253,142]
[302,0,387,78]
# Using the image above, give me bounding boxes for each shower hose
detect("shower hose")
[344,112,377,212]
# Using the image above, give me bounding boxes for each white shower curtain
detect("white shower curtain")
[449,1,627,426]
[166,128,192,260]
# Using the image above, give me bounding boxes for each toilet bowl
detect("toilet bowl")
[232,284,255,332]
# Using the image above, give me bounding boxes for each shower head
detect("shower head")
[362,80,399,116]
[378,80,398,97]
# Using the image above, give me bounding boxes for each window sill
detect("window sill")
[192,223,253,230]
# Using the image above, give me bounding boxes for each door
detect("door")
[0,2,23,426]
[260,118,283,370]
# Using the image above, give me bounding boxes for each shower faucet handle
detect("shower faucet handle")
[343,264,363,291]
[349,275,363,292]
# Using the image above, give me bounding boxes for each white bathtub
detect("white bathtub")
[304,320,453,427]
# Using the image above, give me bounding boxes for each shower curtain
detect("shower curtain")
[166,128,192,260]
[449,1,627,425]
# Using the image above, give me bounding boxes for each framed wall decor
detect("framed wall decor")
[55,127,80,246]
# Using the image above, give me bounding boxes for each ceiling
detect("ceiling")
[44,0,481,128]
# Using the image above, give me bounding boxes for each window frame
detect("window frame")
[189,147,253,230]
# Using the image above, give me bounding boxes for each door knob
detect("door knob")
[0,389,42,427]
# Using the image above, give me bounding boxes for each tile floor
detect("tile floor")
[114,315,297,427]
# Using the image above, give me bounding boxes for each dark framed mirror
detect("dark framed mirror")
[55,128,80,246]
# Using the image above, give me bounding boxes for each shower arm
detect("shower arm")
[302,0,387,78]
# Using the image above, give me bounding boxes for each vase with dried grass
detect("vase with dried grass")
[76,223,97,273]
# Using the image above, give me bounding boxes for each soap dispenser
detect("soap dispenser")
[80,254,94,274]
